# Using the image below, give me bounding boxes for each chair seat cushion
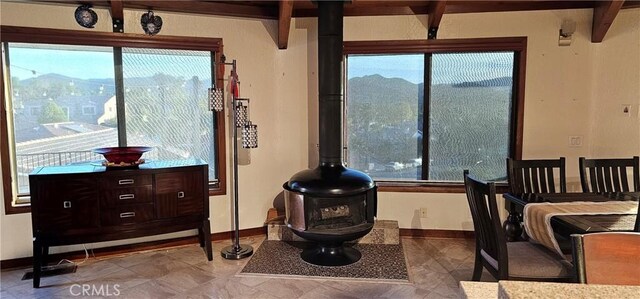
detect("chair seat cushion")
[481,242,573,279]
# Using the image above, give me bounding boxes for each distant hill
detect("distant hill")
[14,73,212,101]
[348,74,419,105]
[346,74,511,181]
[18,73,115,99]
[452,76,512,88]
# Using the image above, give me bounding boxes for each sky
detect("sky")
[9,42,514,86]
[7,43,211,81]
[347,52,515,85]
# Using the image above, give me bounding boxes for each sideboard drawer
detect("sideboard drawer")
[100,186,153,207]
[101,175,152,189]
[101,204,155,226]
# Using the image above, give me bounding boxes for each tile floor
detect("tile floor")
[0,236,496,298]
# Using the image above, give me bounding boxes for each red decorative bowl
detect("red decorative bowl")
[92,146,152,164]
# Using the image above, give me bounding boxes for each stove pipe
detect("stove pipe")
[282,1,377,266]
[286,1,375,196]
[318,1,343,166]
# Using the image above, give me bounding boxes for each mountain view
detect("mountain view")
[346,74,512,182]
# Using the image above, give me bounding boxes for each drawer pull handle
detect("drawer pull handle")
[120,212,136,218]
[63,201,71,209]
[119,194,135,200]
[118,179,134,185]
[177,191,185,199]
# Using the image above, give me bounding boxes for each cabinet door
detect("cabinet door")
[34,178,99,231]
[155,169,204,218]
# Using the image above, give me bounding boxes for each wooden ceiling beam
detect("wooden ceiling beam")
[24,0,640,21]
[444,1,596,14]
[110,0,124,33]
[427,1,447,39]
[123,0,278,19]
[278,0,294,49]
[591,0,625,43]
[622,0,640,9]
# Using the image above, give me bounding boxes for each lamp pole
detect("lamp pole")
[221,59,253,260]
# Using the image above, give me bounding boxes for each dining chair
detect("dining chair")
[463,170,573,281]
[579,156,639,193]
[571,232,640,285]
[507,157,566,194]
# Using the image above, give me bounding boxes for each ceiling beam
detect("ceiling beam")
[444,1,596,14]
[591,0,625,43]
[110,0,124,33]
[427,1,447,39]
[278,0,294,49]
[622,0,640,9]
[124,0,278,19]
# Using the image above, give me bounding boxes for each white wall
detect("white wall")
[590,9,640,157]
[1,2,638,260]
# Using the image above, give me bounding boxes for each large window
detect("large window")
[1,26,226,213]
[344,38,525,190]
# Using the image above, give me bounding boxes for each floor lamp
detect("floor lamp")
[210,58,257,259]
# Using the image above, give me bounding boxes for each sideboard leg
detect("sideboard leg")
[33,239,42,288]
[42,245,50,267]
[201,220,213,261]
[197,227,205,248]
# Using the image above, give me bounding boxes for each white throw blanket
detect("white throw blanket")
[523,201,638,258]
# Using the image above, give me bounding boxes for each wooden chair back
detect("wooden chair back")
[507,157,566,194]
[464,170,508,279]
[572,232,640,285]
[579,156,640,193]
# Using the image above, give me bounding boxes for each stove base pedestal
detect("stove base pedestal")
[301,244,361,266]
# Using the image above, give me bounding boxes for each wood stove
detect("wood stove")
[283,1,377,266]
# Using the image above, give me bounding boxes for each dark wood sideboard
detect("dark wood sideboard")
[29,159,212,288]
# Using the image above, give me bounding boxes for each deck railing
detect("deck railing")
[15,151,103,193]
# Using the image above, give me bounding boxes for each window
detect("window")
[29,106,40,116]
[1,26,226,213]
[344,38,525,191]
[82,106,96,115]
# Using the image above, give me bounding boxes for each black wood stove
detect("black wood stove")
[283,1,377,266]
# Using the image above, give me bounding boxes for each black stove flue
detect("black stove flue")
[283,0,377,266]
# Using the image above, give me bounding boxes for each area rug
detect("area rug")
[239,241,410,283]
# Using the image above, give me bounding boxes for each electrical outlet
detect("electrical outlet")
[420,208,428,218]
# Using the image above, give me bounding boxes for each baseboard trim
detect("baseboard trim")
[1,226,267,271]
[400,228,475,239]
[2,227,471,270]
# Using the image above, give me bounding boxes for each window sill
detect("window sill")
[376,181,509,194]
[4,203,31,215]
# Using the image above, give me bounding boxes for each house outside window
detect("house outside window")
[343,38,526,191]
[82,105,96,115]
[1,27,226,213]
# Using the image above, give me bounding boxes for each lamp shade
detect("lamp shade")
[235,102,248,128]
[242,121,258,148]
[209,87,224,112]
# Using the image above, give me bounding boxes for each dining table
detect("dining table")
[502,192,639,242]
